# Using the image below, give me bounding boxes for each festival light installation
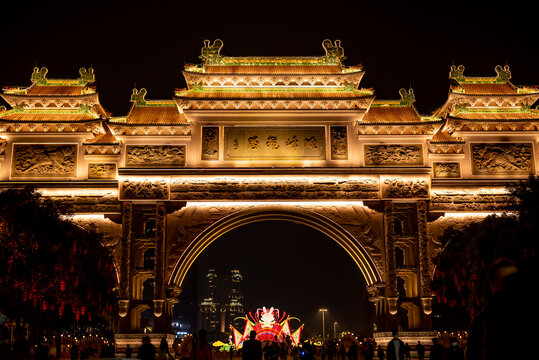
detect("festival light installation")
[231,307,304,348]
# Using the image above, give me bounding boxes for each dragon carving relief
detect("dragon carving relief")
[12,144,77,177]
[471,143,533,175]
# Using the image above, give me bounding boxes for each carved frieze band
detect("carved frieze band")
[170,176,379,200]
[364,144,423,166]
[433,162,460,179]
[125,145,186,167]
[12,144,77,177]
[330,126,348,160]
[224,127,326,160]
[381,176,429,199]
[201,127,219,160]
[88,163,117,179]
[120,178,169,200]
[471,143,534,175]
[431,189,513,211]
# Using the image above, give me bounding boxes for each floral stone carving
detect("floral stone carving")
[126,145,185,167]
[331,126,348,160]
[471,143,533,175]
[364,145,423,166]
[433,162,460,179]
[12,144,77,177]
[88,163,117,179]
[201,127,219,160]
[121,178,169,200]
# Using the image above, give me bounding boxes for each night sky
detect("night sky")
[2,0,539,337]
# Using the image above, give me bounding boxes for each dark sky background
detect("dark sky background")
[176,220,372,337]
[2,0,539,337]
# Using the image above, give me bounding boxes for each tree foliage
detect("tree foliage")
[431,177,538,329]
[0,187,117,341]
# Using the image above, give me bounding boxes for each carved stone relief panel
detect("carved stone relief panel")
[330,126,348,160]
[170,176,380,200]
[224,127,326,160]
[433,162,460,179]
[364,144,423,166]
[120,178,169,200]
[201,126,219,160]
[381,176,429,199]
[431,188,513,211]
[125,145,185,167]
[471,143,534,175]
[12,144,77,177]
[88,163,117,179]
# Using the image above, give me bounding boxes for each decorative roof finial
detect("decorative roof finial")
[449,65,465,82]
[399,88,415,106]
[31,67,48,84]
[130,88,147,105]
[495,65,511,82]
[322,39,345,63]
[79,67,95,83]
[200,39,224,64]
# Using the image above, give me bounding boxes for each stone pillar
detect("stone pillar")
[153,202,169,332]
[384,201,399,327]
[416,200,432,329]
[119,201,133,332]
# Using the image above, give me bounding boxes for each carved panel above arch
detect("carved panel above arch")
[433,162,460,179]
[120,178,169,200]
[125,145,185,167]
[364,144,423,166]
[471,143,534,175]
[88,163,117,179]
[330,126,348,160]
[12,144,77,177]
[201,126,219,160]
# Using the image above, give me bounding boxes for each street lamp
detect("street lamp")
[319,308,328,340]
[334,322,338,339]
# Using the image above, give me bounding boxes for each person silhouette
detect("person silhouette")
[243,330,263,360]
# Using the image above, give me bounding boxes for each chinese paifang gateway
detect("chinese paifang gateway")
[1,39,539,348]
[231,307,304,348]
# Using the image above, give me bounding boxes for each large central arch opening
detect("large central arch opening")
[174,218,375,339]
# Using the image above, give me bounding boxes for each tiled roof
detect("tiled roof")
[27,85,87,96]
[127,105,185,124]
[177,89,370,99]
[84,123,119,144]
[430,129,464,143]
[450,111,539,120]
[0,111,97,122]
[457,83,516,95]
[362,105,420,123]
[204,65,344,74]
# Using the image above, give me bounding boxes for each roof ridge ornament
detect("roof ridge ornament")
[449,65,465,82]
[130,88,147,105]
[322,39,345,63]
[31,67,48,84]
[495,65,511,82]
[79,67,95,83]
[399,88,415,106]
[200,39,224,65]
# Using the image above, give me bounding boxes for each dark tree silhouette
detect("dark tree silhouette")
[0,187,117,353]
[431,176,538,330]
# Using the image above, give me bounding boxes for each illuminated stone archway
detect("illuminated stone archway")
[168,204,384,290]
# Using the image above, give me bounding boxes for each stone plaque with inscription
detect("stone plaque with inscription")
[88,163,117,179]
[364,144,423,166]
[224,127,326,160]
[201,127,219,160]
[433,162,460,179]
[12,144,77,177]
[126,145,185,167]
[331,126,348,160]
[471,143,534,175]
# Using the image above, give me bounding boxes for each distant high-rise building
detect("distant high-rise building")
[199,269,244,333]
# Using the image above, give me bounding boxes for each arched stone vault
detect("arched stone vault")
[166,203,385,290]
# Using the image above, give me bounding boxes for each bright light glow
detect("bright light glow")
[186,201,364,208]
[65,214,106,221]
[40,188,118,197]
[442,212,513,218]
